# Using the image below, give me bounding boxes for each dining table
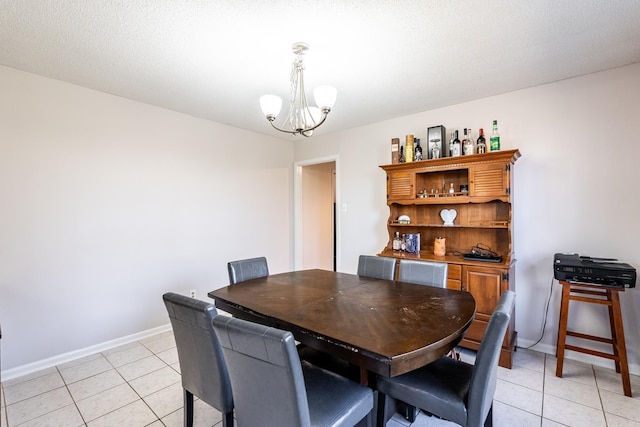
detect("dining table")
[208,269,476,385]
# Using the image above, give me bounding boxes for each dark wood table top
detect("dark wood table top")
[208,269,475,379]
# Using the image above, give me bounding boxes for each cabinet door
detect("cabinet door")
[462,265,505,342]
[387,171,414,202]
[469,162,510,198]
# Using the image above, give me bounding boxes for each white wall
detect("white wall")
[295,63,640,374]
[0,66,294,375]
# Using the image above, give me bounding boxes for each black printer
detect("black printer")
[553,253,636,288]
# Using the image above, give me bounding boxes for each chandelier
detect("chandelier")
[259,42,337,137]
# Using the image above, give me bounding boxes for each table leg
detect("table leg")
[359,366,369,386]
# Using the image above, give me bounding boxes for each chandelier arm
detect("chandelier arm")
[298,109,330,137]
[268,119,304,136]
[267,109,330,137]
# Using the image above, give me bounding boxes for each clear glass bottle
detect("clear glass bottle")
[400,233,406,251]
[463,128,474,155]
[392,231,402,251]
[449,182,455,196]
[490,120,500,151]
[414,138,423,161]
[451,130,461,157]
[431,143,440,159]
[476,128,487,154]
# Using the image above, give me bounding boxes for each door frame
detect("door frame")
[293,155,340,271]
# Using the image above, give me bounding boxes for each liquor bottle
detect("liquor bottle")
[460,128,467,155]
[448,131,456,157]
[449,182,455,196]
[392,231,402,251]
[490,120,500,151]
[399,145,405,163]
[476,128,487,154]
[414,138,423,161]
[451,130,461,157]
[400,234,406,251]
[463,128,474,155]
[405,135,414,163]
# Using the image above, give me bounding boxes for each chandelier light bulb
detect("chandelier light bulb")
[313,85,337,111]
[260,95,283,119]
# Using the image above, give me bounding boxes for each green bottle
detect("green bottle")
[490,120,500,151]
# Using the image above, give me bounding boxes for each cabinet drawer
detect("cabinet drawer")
[448,264,462,280]
[464,319,487,342]
[464,318,511,348]
[447,279,461,291]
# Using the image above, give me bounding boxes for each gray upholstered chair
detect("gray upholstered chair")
[162,293,233,427]
[397,259,448,287]
[376,291,516,427]
[357,255,397,280]
[213,315,374,427]
[227,256,269,285]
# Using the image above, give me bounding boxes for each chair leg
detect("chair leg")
[376,392,397,427]
[184,389,194,427]
[402,403,418,422]
[222,410,234,427]
[484,404,493,427]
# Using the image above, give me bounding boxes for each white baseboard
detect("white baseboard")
[1,323,172,382]
[517,338,640,376]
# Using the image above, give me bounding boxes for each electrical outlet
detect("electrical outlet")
[189,289,196,298]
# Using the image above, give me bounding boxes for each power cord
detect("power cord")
[522,276,555,349]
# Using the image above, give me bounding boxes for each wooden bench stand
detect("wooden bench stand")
[555,280,631,397]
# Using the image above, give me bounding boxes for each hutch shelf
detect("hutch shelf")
[379,149,521,368]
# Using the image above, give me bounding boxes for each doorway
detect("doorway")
[294,157,338,271]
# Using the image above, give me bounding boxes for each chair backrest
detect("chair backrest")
[162,292,233,414]
[357,255,397,280]
[398,259,448,287]
[467,290,515,425]
[227,256,269,285]
[213,315,311,427]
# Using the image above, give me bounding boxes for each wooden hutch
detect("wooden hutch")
[379,149,520,368]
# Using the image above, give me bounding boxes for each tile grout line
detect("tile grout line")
[121,340,165,425]
[57,365,88,427]
[51,341,168,426]
[79,341,166,426]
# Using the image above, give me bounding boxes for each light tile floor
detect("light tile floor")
[1,331,638,427]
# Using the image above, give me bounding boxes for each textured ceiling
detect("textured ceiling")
[1,0,639,139]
